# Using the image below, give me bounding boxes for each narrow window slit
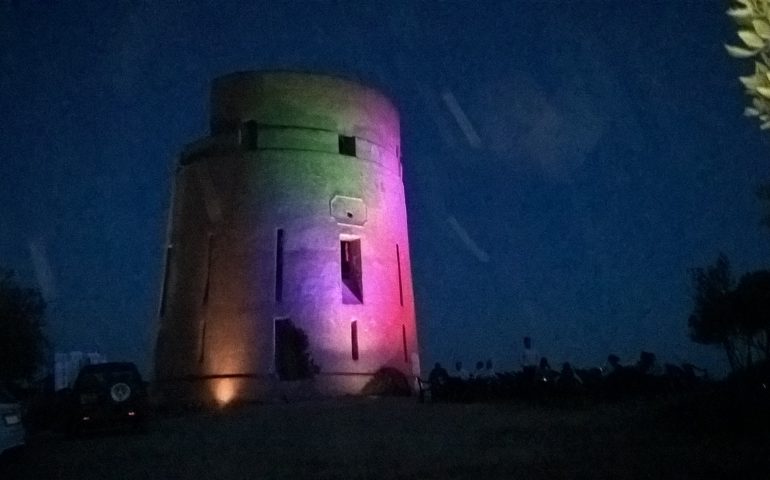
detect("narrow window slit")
[351,320,359,361]
[402,325,408,363]
[396,244,403,307]
[275,229,284,302]
[198,319,207,364]
[243,120,259,150]
[159,246,173,317]
[202,234,213,305]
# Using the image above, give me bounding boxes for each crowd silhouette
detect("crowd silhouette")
[423,339,708,404]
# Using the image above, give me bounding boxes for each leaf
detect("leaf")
[728,8,754,21]
[759,120,770,129]
[754,19,770,38]
[745,107,761,116]
[739,30,765,48]
[726,44,759,57]
[740,74,759,88]
[757,86,770,98]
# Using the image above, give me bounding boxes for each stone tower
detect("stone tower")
[154,71,419,404]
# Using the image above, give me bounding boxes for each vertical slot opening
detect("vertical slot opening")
[402,324,408,363]
[351,320,359,361]
[396,244,403,307]
[243,120,258,150]
[275,228,284,302]
[159,245,173,317]
[198,319,207,364]
[202,234,213,305]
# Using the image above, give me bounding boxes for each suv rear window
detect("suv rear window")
[75,365,142,393]
[0,387,16,403]
[109,371,138,383]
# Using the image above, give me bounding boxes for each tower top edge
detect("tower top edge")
[212,70,396,107]
[215,70,372,86]
[209,70,400,142]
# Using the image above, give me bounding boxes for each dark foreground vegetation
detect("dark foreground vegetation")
[2,379,769,480]
[423,356,709,405]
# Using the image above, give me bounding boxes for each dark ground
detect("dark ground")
[1,394,768,480]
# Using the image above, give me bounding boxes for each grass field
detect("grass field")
[1,394,768,479]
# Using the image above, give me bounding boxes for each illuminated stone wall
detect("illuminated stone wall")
[154,72,419,404]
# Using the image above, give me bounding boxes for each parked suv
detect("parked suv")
[67,362,148,432]
[0,387,24,456]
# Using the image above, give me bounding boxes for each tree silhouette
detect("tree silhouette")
[689,255,770,371]
[733,270,770,364]
[688,254,741,370]
[274,319,319,381]
[0,269,47,387]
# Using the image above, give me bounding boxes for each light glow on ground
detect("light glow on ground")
[214,378,236,406]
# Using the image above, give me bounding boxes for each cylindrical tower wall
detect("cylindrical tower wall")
[154,72,419,403]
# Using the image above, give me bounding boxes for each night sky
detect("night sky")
[2,1,768,377]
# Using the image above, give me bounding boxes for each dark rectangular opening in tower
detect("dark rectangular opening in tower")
[202,234,213,305]
[243,120,258,150]
[198,318,207,365]
[338,135,356,157]
[340,238,363,304]
[159,245,173,317]
[351,320,359,361]
[396,244,403,307]
[274,318,314,381]
[275,228,284,302]
[402,324,408,363]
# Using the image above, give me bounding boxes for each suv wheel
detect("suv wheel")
[109,383,132,403]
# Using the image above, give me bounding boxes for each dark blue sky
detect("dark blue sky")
[1,1,768,376]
